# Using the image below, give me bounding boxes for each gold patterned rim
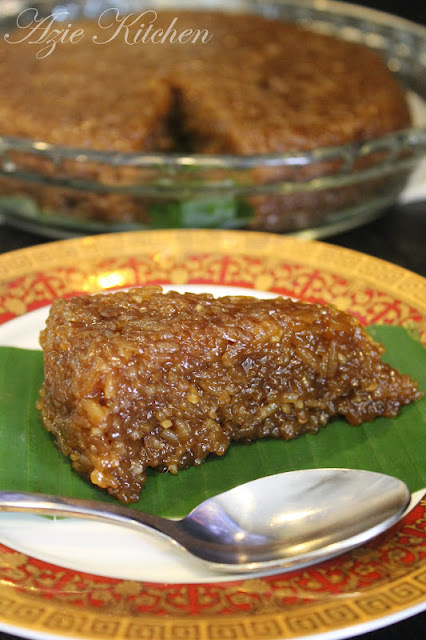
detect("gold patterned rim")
[0,229,425,640]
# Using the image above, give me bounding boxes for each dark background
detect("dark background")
[342,0,425,24]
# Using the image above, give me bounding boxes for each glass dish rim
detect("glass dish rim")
[0,128,425,173]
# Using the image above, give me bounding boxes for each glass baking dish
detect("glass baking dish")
[0,0,425,238]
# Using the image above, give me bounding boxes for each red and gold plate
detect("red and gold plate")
[0,229,425,640]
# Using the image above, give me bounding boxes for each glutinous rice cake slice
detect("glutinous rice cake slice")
[37,286,421,503]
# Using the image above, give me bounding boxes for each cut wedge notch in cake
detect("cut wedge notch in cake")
[37,287,421,503]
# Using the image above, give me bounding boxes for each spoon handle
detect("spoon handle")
[0,491,253,569]
[0,491,181,542]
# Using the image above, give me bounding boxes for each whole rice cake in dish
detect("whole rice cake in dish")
[0,9,411,230]
[37,287,421,504]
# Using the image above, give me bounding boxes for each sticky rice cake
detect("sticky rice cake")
[0,11,410,151]
[37,287,421,503]
[0,10,411,228]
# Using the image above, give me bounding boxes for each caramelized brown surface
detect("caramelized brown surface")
[0,11,410,153]
[37,287,421,503]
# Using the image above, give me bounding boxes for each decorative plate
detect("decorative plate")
[0,229,425,640]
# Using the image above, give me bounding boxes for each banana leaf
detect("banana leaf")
[0,325,424,517]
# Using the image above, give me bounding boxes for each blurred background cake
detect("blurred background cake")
[0,3,419,233]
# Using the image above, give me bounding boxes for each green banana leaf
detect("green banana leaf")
[0,325,424,517]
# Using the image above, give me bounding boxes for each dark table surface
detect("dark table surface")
[0,1,425,639]
[1,199,425,275]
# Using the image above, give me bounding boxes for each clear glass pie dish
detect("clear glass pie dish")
[0,0,425,239]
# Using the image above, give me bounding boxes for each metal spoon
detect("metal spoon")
[0,468,410,574]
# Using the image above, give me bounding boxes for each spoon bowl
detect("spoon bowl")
[0,468,410,574]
